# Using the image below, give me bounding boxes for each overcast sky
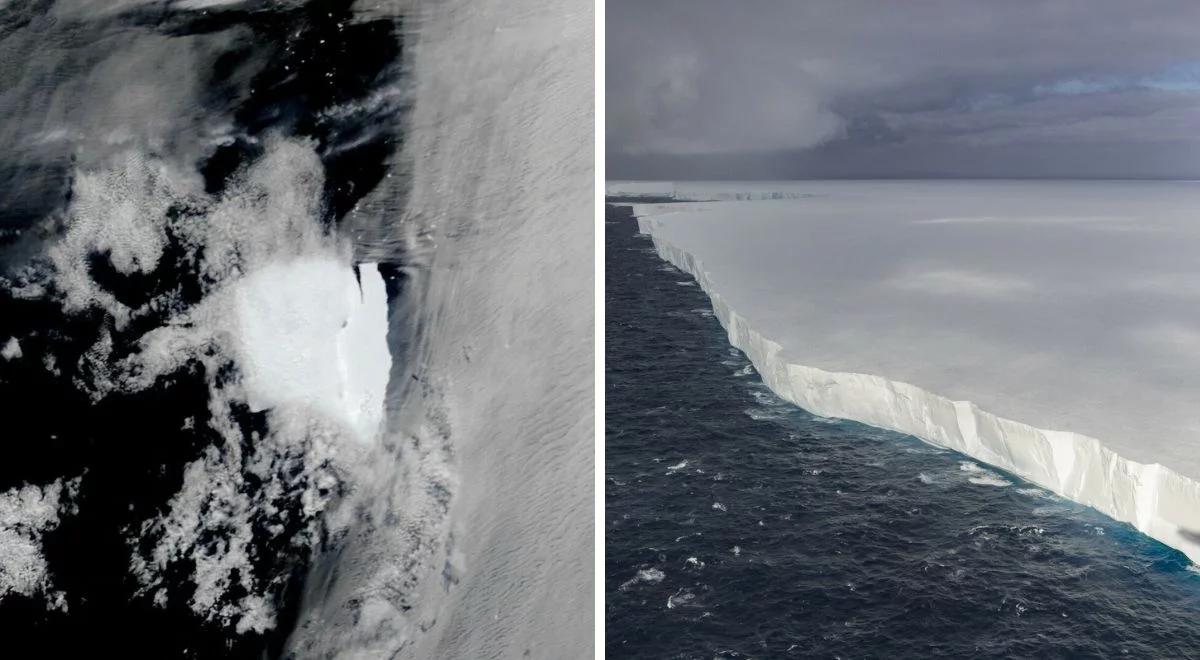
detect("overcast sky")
[607,1,1200,179]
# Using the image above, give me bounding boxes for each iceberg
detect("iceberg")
[231,258,391,445]
[624,180,1200,564]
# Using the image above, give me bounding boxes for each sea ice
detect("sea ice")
[626,180,1200,563]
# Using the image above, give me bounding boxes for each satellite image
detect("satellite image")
[0,0,593,657]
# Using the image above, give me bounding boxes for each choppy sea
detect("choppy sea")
[606,204,1200,659]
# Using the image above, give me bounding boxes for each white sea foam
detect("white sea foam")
[750,390,778,405]
[1033,505,1068,517]
[666,588,695,609]
[968,475,1012,487]
[960,461,1012,487]
[619,567,665,593]
[744,408,781,421]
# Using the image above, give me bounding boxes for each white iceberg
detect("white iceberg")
[626,179,1200,564]
[231,258,392,445]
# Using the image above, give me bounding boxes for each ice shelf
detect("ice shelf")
[607,180,814,201]
[623,180,1200,564]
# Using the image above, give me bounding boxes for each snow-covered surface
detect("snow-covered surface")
[232,259,390,444]
[627,180,1200,563]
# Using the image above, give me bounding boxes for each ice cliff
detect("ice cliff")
[626,182,1200,565]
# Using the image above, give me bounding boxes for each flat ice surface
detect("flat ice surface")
[630,180,1200,558]
[609,179,813,201]
[232,258,391,444]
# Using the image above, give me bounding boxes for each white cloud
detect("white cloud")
[0,477,81,609]
[28,137,382,633]
[1,338,21,361]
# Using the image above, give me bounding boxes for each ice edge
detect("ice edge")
[632,209,1200,565]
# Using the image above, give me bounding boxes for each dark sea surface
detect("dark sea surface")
[0,1,406,655]
[605,204,1200,659]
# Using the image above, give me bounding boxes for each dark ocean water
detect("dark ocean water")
[605,204,1200,659]
[0,1,406,655]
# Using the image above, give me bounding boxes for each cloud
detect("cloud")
[608,39,843,155]
[0,477,80,610]
[608,0,1200,178]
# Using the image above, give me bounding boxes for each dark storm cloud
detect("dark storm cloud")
[607,0,1200,179]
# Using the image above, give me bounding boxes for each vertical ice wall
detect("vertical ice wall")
[632,202,1200,566]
